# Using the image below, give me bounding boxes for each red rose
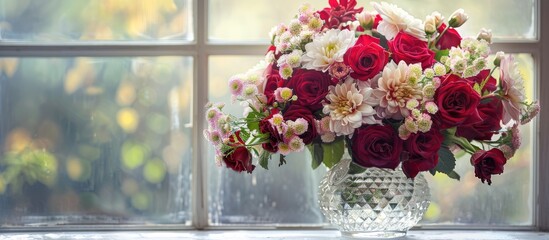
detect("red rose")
[223,131,255,173]
[283,104,318,145]
[471,148,507,185]
[263,66,284,105]
[259,111,283,153]
[456,96,503,141]
[344,35,389,81]
[351,124,402,170]
[318,0,363,29]
[434,74,482,129]
[402,129,443,178]
[284,69,333,112]
[389,32,435,69]
[223,146,255,173]
[436,23,462,50]
[465,69,497,92]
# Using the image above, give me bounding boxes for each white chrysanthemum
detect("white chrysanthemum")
[323,78,379,136]
[301,29,356,71]
[371,2,426,41]
[500,55,527,124]
[374,61,423,119]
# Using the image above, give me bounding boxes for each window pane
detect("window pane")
[421,54,535,225]
[207,54,535,226]
[208,56,326,225]
[0,57,193,226]
[209,0,536,42]
[0,0,192,42]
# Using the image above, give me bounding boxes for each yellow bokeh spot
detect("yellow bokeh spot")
[66,157,83,181]
[117,108,139,133]
[0,58,19,78]
[116,81,137,106]
[64,58,96,94]
[143,159,167,184]
[4,128,33,153]
[424,202,442,221]
[131,192,150,210]
[121,141,148,170]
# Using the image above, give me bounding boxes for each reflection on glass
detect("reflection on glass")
[0,0,192,42]
[209,0,535,42]
[207,54,535,226]
[0,57,193,226]
[208,56,326,225]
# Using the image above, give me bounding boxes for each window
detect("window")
[0,0,546,231]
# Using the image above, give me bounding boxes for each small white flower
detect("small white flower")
[290,118,308,135]
[301,29,356,71]
[449,9,468,28]
[477,28,492,43]
[424,15,437,35]
[321,132,336,143]
[288,136,305,152]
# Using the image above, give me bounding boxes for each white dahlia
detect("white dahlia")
[371,2,426,41]
[500,55,527,124]
[323,78,379,136]
[301,29,356,71]
[374,61,423,119]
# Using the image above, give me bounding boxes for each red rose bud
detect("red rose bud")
[389,32,435,69]
[344,35,389,81]
[402,129,443,178]
[373,14,382,29]
[436,24,462,50]
[223,146,255,174]
[471,149,507,185]
[351,124,403,170]
[465,69,497,92]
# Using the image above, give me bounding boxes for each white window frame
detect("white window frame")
[0,0,547,232]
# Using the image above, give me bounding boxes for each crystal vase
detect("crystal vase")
[318,158,430,239]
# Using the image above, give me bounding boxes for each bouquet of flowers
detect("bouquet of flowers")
[204,0,539,185]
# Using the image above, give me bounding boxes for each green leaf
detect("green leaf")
[446,170,461,180]
[434,146,457,174]
[308,143,323,170]
[429,168,436,176]
[473,82,482,95]
[259,151,270,170]
[322,137,345,168]
[435,49,450,62]
[348,162,367,175]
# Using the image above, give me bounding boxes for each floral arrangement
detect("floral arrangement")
[204,0,539,185]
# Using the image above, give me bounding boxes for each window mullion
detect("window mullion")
[0,44,198,57]
[192,0,209,229]
[537,0,549,231]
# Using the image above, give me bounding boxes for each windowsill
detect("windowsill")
[1,230,548,239]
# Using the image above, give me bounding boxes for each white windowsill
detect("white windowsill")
[1,230,548,240]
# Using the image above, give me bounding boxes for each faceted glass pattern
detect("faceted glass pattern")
[318,159,430,238]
